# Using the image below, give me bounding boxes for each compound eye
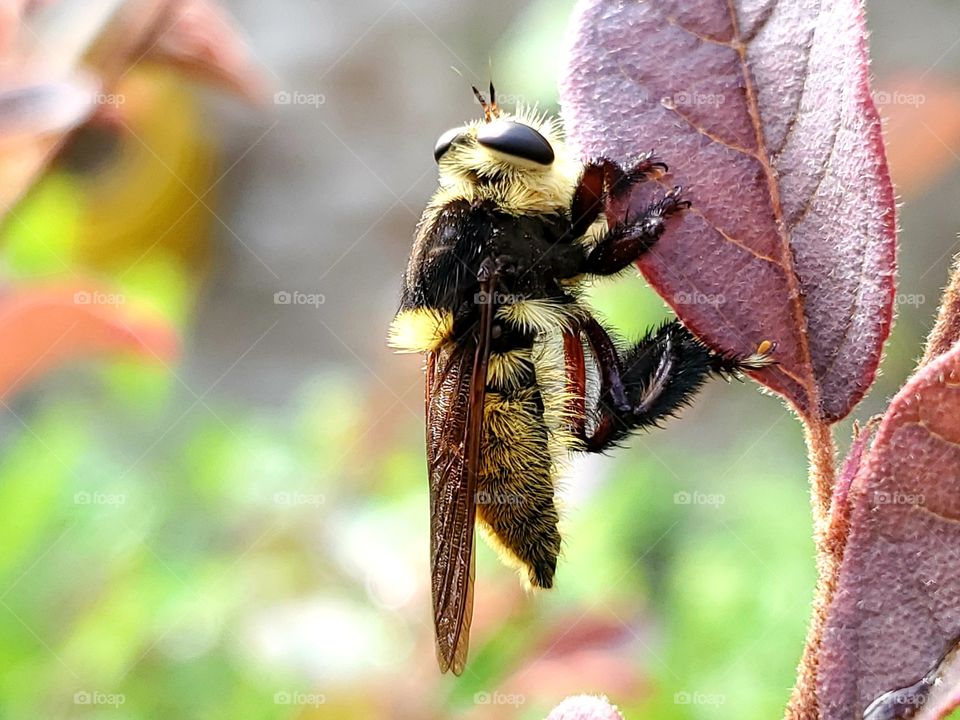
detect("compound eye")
[433,128,462,163]
[476,120,554,165]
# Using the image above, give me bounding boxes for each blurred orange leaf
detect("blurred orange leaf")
[0,282,178,399]
[0,0,264,216]
[141,0,266,103]
[876,73,960,199]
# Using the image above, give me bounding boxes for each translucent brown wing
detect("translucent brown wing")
[425,284,494,674]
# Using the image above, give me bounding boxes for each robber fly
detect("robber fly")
[388,84,773,674]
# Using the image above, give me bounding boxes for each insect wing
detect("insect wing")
[426,284,494,674]
[426,345,479,674]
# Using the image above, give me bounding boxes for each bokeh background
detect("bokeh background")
[1,1,959,718]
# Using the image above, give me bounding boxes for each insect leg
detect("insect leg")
[568,155,668,239]
[581,187,689,276]
[569,318,771,452]
[601,152,670,203]
[562,319,629,452]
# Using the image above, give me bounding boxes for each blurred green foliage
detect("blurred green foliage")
[0,122,816,718]
[0,2,939,718]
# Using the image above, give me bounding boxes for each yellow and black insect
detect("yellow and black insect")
[388,84,773,674]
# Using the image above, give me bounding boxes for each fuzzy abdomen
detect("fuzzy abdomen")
[477,347,561,589]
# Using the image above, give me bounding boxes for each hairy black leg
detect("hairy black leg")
[568,154,668,239]
[582,186,689,276]
[573,319,772,453]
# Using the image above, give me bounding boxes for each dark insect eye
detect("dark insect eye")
[476,120,554,165]
[434,128,462,163]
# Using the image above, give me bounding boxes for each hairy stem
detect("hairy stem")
[786,417,840,720]
[805,419,838,540]
[920,254,960,366]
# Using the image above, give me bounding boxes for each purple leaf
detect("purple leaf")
[818,342,960,717]
[826,417,880,543]
[559,0,896,422]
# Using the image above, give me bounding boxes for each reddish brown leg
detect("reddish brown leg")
[568,156,668,240]
[562,328,586,434]
[581,317,630,411]
[563,317,758,453]
[561,320,626,453]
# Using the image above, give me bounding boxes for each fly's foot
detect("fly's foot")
[740,339,778,370]
[655,186,691,217]
[624,151,669,184]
